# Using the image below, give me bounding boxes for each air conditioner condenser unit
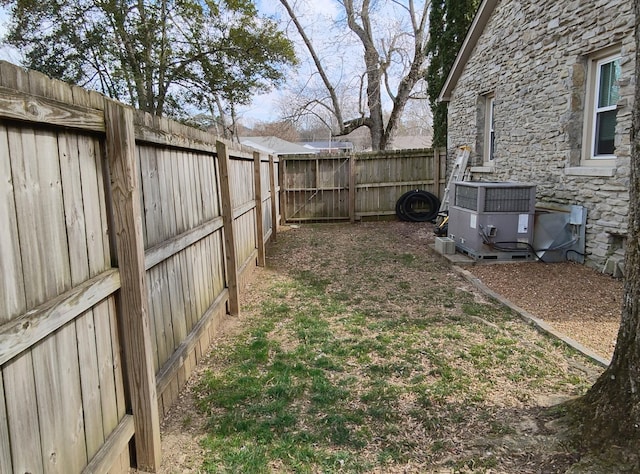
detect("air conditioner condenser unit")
[448,182,537,261]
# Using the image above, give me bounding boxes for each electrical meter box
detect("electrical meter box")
[448,182,537,260]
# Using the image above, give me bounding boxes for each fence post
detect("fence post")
[434,148,441,200]
[253,151,266,267]
[104,99,161,472]
[279,158,287,224]
[349,153,356,223]
[269,155,278,241]
[216,140,240,316]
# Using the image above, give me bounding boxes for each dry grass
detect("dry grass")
[159,221,631,474]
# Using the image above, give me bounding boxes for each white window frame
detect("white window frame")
[582,49,621,166]
[483,94,495,165]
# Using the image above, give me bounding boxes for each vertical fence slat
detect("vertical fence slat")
[189,243,203,325]
[10,127,46,307]
[33,335,67,474]
[269,155,278,241]
[216,141,240,316]
[94,299,119,438]
[78,136,109,276]
[4,352,44,473]
[159,264,174,364]
[183,153,193,227]
[59,132,89,283]
[147,268,161,371]
[199,238,213,312]
[349,154,356,223]
[37,130,71,298]
[158,149,177,240]
[58,130,96,470]
[182,245,196,332]
[0,124,26,322]
[77,309,105,459]
[279,159,286,225]
[104,99,161,471]
[0,371,12,474]
[56,323,88,472]
[254,152,266,266]
[139,146,155,248]
[168,255,187,350]
[107,297,127,420]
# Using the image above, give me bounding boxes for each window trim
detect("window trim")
[582,48,621,166]
[483,93,495,165]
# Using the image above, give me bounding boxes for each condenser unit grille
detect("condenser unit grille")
[454,185,478,211]
[484,187,532,212]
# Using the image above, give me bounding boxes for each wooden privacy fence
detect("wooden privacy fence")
[280,149,447,223]
[0,61,280,473]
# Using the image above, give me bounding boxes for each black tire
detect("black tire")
[395,190,440,222]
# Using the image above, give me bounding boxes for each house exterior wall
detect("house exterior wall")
[446,0,635,271]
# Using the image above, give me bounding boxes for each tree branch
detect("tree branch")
[279,0,345,129]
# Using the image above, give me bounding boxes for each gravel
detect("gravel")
[466,261,623,360]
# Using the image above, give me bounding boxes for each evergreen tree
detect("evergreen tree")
[426,0,480,147]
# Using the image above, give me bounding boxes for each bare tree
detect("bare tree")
[279,0,430,151]
[249,120,301,142]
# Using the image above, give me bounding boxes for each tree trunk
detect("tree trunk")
[365,54,384,151]
[577,0,640,446]
[280,0,429,151]
[344,0,385,150]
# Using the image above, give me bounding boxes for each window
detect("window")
[568,48,622,176]
[582,51,621,163]
[592,56,621,157]
[484,94,495,164]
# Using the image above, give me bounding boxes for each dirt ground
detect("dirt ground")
[157,221,626,473]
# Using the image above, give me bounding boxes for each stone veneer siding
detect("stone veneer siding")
[446,0,635,270]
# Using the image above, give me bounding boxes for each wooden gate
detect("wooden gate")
[280,149,445,222]
[281,155,354,222]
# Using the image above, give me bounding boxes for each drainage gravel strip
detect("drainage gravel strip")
[453,265,612,368]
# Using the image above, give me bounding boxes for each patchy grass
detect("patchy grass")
[194,222,604,473]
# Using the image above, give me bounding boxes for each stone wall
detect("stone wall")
[446,0,635,271]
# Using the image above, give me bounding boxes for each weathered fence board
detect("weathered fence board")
[32,324,86,473]
[0,60,437,474]
[0,374,12,474]
[216,140,241,316]
[94,299,120,437]
[0,270,120,367]
[281,150,446,222]
[82,415,134,474]
[139,145,163,248]
[270,156,280,240]
[105,99,161,471]
[0,85,105,132]
[255,152,266,266]
[77,308,106,459]
[4,351,44,473]
[0,69,436,474]
[0,126,25,323]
